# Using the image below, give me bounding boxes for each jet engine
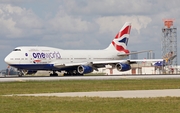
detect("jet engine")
[116,63,131,71]
[77,65,93,74]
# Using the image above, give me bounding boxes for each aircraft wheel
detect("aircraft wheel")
[18,71,24,77]
[54,73,58,76]
[50,73,58,76]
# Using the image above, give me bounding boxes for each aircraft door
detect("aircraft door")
[88,55,91,61]
[70,55,73,63]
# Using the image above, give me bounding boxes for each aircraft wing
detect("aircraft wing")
[53,59,134,72]
[54,59,133,67]
[117,50,152,56]
[54,58,162,69]
[54,62,92,68]
[129,59,164,62]
[52,58,167,75]
[54,60,124,67]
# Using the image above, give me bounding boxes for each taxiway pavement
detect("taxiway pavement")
[6,89,180,98]
[1,75,180,82]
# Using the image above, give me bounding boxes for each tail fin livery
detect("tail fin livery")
[105,22,131,53]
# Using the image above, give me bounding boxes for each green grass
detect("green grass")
[1,96,180,113]
[1,79,180,113]
[0,79,180,95]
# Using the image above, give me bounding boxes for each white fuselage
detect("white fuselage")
[5,46,126,66]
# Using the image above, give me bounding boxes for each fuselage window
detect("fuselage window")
[13,49,21,51]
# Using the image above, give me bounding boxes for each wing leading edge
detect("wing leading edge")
[53,58,165,75]
[53,59,136,74]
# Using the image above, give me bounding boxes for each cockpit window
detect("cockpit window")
[13,49,21,51]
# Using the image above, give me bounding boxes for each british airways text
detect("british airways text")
[32,51,61,59]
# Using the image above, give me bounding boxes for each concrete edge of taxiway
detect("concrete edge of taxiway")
[1,75,180,82]
[5,89,180,98]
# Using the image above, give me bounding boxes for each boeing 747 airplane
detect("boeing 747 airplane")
[4,22,148,76]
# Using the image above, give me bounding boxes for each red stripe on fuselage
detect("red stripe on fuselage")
[34,60,41,63]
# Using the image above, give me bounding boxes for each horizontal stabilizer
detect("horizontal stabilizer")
[117,50,152,56]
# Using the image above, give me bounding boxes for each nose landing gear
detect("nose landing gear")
[17,70,24,77]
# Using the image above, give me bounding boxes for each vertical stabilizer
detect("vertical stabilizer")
[105,22,131,54]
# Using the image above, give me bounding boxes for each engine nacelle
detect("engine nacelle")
[77,65,93,74]
[116,63,131,71]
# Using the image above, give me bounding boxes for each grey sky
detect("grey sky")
[0,0,180,70]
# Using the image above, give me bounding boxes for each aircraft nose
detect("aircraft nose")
[4,55,10,64]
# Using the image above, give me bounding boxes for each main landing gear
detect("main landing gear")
[50,71,58,76]
[64,70,83,76]
[49,70,84,76]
